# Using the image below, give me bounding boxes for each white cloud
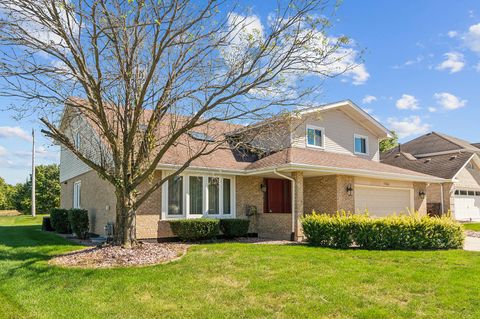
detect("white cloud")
[428,107,437,113]
[447,31,458,38]
[387,116,431,138]
[0,126,31,141]
[223,12,369,91]
[433,92,467,110]
[362,95,377,104]
[475,62,480,72]
[396,94,420,110]
[436,52,465,73]
[464,23,480,54]
[0,145,7,157]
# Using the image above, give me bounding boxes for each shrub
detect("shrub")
[220,219,250,238]
[302,212,464,250]
[41,216,53,231]
[68,209,89,239]
[50,208,71,234]
[170,219,220,241]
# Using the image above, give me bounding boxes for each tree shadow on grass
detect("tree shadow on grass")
[0,225,78,248]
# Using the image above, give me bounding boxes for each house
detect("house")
[381,132,480,221]
[59,99,444,240]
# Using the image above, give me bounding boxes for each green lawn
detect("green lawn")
[463,222,480,232]
[1,216,480,318]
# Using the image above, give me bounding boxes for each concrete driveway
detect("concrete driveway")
[464,236,480,251]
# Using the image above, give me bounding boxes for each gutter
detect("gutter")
[156,163,447,184]
[273,169,296,240]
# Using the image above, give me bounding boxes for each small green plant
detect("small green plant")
[68,209,89,239]
[302,211,464,250]
[219,219,250,238]
[50,208,71,234]
[170,219,220,241]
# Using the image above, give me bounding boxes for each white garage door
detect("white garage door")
[453,190,480,221]
[355,186,413,217]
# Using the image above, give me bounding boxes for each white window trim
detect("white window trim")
[73,181,81,209]
[305,125,325,149]
[161,171,236,220]
[354,134,369,155]
[74,132,81,148]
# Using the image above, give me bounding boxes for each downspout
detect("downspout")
[273,169,296,240]
[440,183,444,215]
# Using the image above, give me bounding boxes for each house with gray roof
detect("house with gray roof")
[59,99,444,241]
[382,132,480,221]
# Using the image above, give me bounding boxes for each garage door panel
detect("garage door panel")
[454,196,480,221]
[355,186,412,217]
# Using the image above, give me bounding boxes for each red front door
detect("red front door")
[264,178,291,213]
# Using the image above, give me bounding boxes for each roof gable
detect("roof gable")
[299,100,391,139]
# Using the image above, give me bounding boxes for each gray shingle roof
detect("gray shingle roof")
[381,131,479,179]
[381,150,473,179]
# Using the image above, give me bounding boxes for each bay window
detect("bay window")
[163,173,234,219]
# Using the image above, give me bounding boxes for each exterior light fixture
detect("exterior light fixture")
[419,190,426,199]
[260,183,267,193]
[346,184,353,196]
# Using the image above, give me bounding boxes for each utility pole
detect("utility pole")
[31,129,36,217]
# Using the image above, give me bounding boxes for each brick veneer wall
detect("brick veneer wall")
[236,175,292,239]
[413,182,427,215]
[303,175,355,214]
[60,170,116,235]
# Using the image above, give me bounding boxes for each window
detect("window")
[468,191,475,196]
[168,176,183,216]
[460,190,468,195]
[73,181,81,208]
[163,174,234,218]
[74,132,81,148]
[476,191,480,196]
[455,190,460,195]
[223,179,231,215]
[264,178,291,213]
[306,125,324,148]
[189,176,203,215]
[354,134,368,155]
[208,177,220,215]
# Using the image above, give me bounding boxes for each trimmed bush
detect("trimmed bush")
[302,212,464,250]
[50,208,71,234]
[220,219,250,238]
[41,216,54,232]
[170,219,220,241]
[68,209,89,239]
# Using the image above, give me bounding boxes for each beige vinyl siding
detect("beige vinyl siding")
[453,162,480,190]
[59,115,110,183]
[59,147,92,182]
[291,109,380,161]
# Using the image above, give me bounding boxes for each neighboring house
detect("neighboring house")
[381,132,480,221]
[59,99,443,240]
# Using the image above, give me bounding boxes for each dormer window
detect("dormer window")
[354,134,368,155]
[306,125,324,148]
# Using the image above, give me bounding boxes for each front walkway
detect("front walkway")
[464,236,480,251]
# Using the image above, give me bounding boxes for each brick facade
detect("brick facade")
[61,170,428,240]
[60,170,116,235]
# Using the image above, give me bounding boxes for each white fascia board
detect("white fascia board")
[156,162,447,183]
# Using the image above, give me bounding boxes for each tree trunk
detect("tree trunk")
[114,190,137,248]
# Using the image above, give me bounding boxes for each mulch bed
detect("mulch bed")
[50,242,189,269]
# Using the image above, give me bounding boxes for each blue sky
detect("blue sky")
[1,0,480,184]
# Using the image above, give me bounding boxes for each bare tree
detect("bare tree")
[0,0,360,247]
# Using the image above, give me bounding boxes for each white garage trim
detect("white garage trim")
[354,184,414,217]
